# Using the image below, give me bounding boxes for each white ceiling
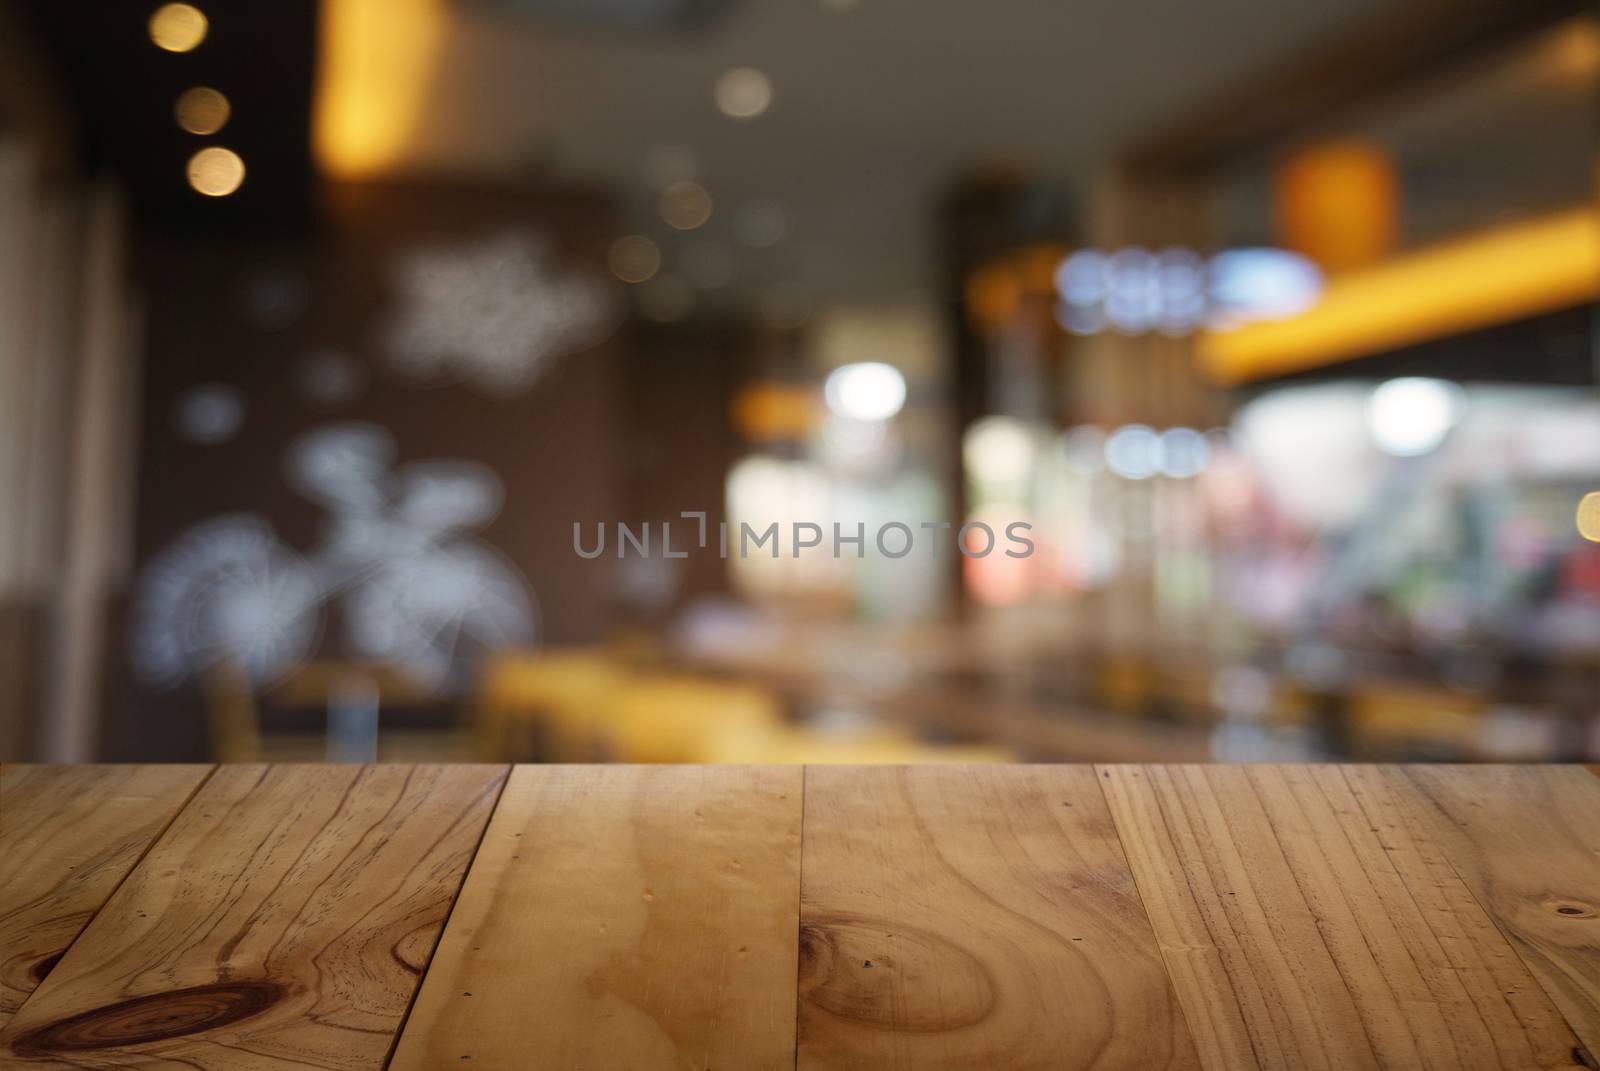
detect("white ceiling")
[392,0,1408,305]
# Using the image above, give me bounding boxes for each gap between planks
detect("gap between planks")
[789,763,808,1071]
[391,763,1600,1071]
[379,764,514,1071]
[8,764,1597,1071]
[1096,764,1597,1071]
[387,765,804,1070]
[0,763,218,1026]
[1395,764,1600,1065]
[0,764,510,1071]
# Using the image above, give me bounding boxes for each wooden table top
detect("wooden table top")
[1,764,1596,1070]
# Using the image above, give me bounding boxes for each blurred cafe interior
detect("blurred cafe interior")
[0,0,1596,766]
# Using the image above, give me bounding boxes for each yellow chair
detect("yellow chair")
[693,722,1014,764]
[598,677,784,763]
[1096,656,1152,716]
[1162,664,1218,724]
[476,649,627,760]
[202,660,268,763]
[1348,683,1487,755]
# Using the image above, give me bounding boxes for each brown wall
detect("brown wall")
[103,181,626,759]
[618,319,747,619]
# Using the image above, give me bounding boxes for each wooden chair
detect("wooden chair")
[203,659,485,762]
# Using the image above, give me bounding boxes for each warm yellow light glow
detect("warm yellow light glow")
[186,147,245,196]
[1578,492,1600,543]
[607,235,660,284]
[714,68,772,120]
[1275,142,1398,273]
[1199,209,1600,384]
[964,261,1021,334]
[731,383,817,441]
[314,0,444,179]
[149,3,208,52]
[175,87,230,134]
[1542,17,1600,81]
[660,181,713,230]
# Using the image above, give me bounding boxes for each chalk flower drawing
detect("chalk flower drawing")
[133,422,537,692]
[133,516,323,686]
[383,232,617,395]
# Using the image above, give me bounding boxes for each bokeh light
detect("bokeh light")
[607,235,661,283]
[148,3,208,52]
[824,362,907,422]
[714,68,772,120]
[1157,427,1211,478]
[1368,377,1465,456]
[174,86,230,134]
[660,181,713,230]
[185,146,245,196]
[965,417,1035,491]
[1207,248,1325,327]
[1105,424,1161,480]
[1577,491,1600,542]
[963,508,1033,607]
[1274,141,1399,272]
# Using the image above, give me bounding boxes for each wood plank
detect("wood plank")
[1399,765,1600,1061]
[0,764,212,1026]
[0,763,507,1070]
[388,764,803,1071]
[796,765,1199,1070]
[1099,764,1587,1071]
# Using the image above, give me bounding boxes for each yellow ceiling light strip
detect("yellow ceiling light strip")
[314,0,444,179]
[1198,207,1600,384]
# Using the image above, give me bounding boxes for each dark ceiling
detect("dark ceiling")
[19,0,318,231]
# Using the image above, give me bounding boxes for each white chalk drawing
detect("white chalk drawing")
[133,516,323,685]
[383,232,617,395]
[133,422,537,692]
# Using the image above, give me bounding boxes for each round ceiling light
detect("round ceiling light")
[607,235,661,284]
[824,362,907,422]
[149,3,208,52]
[175,86,230,134]
[186,146,245,196]
[714,68,772,120]
[1368,377,1464,457]
[660,181,713,230]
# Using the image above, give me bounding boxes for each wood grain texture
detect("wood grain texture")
[796,765,1199,1070]
[388,764,803,1071]
[1098,764,1587,1071]
[1399,765,1600,1061]
[0,764,212,1026]
[0,763,507,1070]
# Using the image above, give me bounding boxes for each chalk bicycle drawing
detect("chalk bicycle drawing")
[133,423,537,692]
